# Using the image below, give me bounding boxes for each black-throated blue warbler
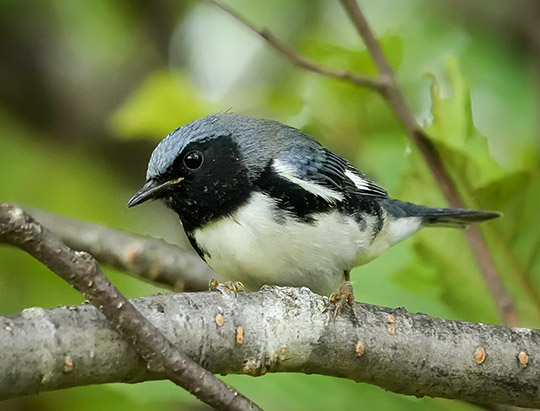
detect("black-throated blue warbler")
[128,114,500,296]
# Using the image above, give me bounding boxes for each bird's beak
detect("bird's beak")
[127,177,184,208]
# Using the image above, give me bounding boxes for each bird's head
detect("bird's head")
[127,113,283,229]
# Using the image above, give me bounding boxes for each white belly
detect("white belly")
[192,192,378,295]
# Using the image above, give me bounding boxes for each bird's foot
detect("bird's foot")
[208,279,245,296]
[224,281,245,295]
[329,281,358,324]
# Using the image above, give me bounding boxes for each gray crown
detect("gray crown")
[146,113,323,181]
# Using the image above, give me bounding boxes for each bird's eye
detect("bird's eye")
[183,150,204,170]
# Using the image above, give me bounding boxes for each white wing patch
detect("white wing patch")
[345,169,387,197]
[272,159,344,203]
[345,170,371,191]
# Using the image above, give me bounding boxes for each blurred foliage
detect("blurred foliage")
[1,0,539,410]
[109,71,212,139]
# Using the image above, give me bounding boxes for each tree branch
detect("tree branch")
[1,287,538,407]
[208,0,517,327]
[23,207,219,291]
[0,203,259,411]
[205,0,386,91]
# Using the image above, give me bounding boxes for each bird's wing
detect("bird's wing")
[272,146,388,202]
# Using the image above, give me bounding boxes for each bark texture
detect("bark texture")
[1,286,538,407]
[0,202,258,410]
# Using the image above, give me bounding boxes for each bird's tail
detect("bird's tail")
[382,198,501,228]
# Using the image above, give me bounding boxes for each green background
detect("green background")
[1,0,539,409]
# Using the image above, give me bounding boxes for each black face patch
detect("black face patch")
[160,135,252,232]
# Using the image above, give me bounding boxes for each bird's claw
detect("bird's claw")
[208,278,220,290]
[329,281,359,324]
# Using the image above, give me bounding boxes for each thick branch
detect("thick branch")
[208,0,517,327]
[24,207,219,291]
[0,203,258,410]
[1,287,538,407]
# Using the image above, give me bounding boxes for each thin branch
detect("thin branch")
[24,207,220,291]
[205,0,386,91]
[338,0,517,326]
[207,0,518,327]
[338,0,432,132]
[0,203,259,411]
[1,287,539,407]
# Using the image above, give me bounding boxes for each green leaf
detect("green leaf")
[426,57,506,190]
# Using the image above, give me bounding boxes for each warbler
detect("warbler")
[128,114,500,296]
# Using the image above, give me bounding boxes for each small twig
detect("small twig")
[0,203,259,411]
[206,0,518,327]
[1,286,539,407]
[24,207,220,291]
[205,0,386,91]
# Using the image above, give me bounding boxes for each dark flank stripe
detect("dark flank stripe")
[255,164,384,233]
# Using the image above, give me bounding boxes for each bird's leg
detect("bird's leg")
[329,271,358,323]
[208,279,245,296]
[344,269,351,282]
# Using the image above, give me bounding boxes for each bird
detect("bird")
[128,113,500,298]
